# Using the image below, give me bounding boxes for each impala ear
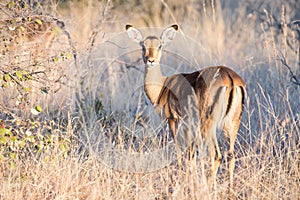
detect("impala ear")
[126,24,143,43]
[160,24,178,44]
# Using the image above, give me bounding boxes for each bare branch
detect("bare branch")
[277,50,300,87]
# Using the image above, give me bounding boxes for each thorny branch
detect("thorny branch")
[277,50,300,87]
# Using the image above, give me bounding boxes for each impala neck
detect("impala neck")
[144,64,166,105]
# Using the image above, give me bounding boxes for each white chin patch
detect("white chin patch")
[147,62,159,66]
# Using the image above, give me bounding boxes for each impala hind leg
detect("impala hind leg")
[224,129,237,189]
[204,87,227,190]
[168,119,183,167]
[224,119,242,190]
[207,134,222,190]
[223,86,244,189]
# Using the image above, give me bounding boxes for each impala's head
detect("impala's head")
[126,24,178,66]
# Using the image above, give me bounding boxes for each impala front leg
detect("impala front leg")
[168,118,177,140]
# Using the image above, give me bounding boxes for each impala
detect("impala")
[126,24,246,188]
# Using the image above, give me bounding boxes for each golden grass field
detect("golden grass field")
[0,0,299,199]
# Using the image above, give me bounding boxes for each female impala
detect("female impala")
[126,24,246,188]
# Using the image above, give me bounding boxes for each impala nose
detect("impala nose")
[147,59,155,65]
[148,59,154,64]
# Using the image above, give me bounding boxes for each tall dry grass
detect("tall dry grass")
[0,0,299,199]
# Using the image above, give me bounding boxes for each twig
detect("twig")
[277,50,300,87]
[1,70,24,90]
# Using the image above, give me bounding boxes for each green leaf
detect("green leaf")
[0,136,7,144]
[53,57,59,62]
[2,82,8,88]
[31,105,42,115]
[22,70,28,75]
[52,26,60,35]
[59,143,66,152]
[19,140,25,148]
[7,1,15,8]
[9,152,16,159]
[44,156,50,162]
[11,136,17,142]
[41,87,48,94]
[10,162,16,170]
[15,71,23,79]
[35,19,43,25]
[0,127,11,136]
[35,105,42,112]
[66,52,73,58]
[3,74,11,82]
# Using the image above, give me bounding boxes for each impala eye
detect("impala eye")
[158,44,162,49]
